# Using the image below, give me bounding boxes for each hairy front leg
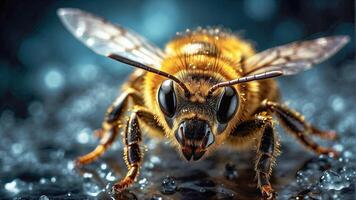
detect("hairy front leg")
[255,119,278,199]
[264,100,338,157]
[76,89,143,165]
[114,112,142,191]
[230,113,279,199]
[113,107,164,192]
[265,100,337,140]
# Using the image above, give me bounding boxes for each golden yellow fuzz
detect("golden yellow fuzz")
[144,30,279,151]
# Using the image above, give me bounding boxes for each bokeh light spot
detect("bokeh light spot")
[274,19,304,43]
[78,64,99,82]
[5,180,21,194]
[330,96,345,112]
[244,0,277,21]
[44,69,65,90]
[77,128,91,144]
[142,0,179,41]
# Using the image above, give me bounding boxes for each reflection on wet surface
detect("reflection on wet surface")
[75,143,309,200]
[1,60,355,199]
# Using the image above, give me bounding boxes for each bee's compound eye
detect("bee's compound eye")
[216,87,238,123]
[158,79,177,118]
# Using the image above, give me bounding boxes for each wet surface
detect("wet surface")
[0,59,355,199]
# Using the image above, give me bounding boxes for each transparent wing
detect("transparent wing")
[244,36,349,75]
[57,8,165,67]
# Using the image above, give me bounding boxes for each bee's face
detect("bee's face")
[157,79,239,161]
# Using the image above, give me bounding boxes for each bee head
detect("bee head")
[107,50,281,161]
[157,78,239,161]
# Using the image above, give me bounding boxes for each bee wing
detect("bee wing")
[57,8,165,67]
[244,36,349,75]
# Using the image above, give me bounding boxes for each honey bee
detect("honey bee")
[58,8,349,199]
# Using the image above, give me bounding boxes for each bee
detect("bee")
[58,8,349,199]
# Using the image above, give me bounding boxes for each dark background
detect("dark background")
[0,0,354,118]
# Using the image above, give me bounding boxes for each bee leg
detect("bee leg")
[309,126,337,140]
[255,119,278,200]
[113,111,142,192]
[264,100,339,157]
[75,124,119,165]
[267,101,337,140]
[93,129,105,139]
[113,107,163,192]
[230,118,266,137]
[113,112,142,191]
[76,89,143,165]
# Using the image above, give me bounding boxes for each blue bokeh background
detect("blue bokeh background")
[0,0,354,118]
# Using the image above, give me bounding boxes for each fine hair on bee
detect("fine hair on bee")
[58,8,349,199]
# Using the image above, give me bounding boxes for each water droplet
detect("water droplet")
[217,187,236,198]
[39,195,49,200]
[320,170,350,190]
[150,194,163,200]
[161,176,177,195]
[199,188,206,193]
[5,179,25,194]
[67,161,75,170]
[297,170,321,187]
[138,177,148,190]
[150,156,161,165]
[39,178,46,184]
[139,177,147,184]
[101,163,108,170]
[50,177,57,183]
[77,128,91,144]
[224,163,238,180]
[105,172,116,182]
[333,144,344,152]
[83,182,101,196]
[83,172,93,179]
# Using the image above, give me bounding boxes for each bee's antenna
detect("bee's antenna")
[207,70,283,97]
[108,54,191,97]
